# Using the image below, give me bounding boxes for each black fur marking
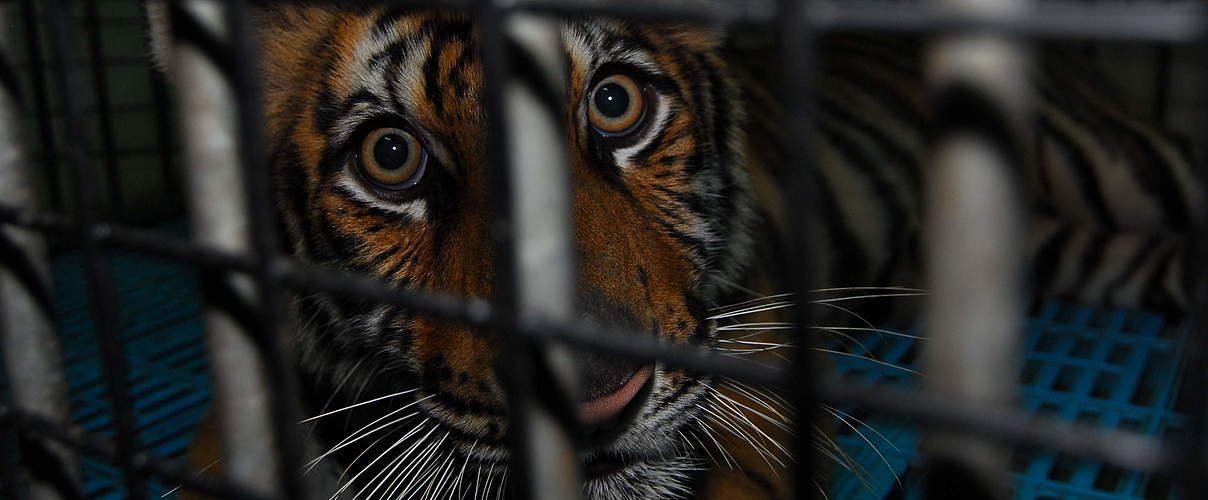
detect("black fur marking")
[1037,114,1117,228]
[1031,227,1071,296]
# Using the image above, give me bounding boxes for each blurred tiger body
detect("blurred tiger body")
[743,37,1201,318]
[147,4,1201,499]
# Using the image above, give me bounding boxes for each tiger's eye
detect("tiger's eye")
[589,74,646,136]
[358,127,426,190]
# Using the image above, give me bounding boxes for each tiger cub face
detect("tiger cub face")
[249,6,756,498]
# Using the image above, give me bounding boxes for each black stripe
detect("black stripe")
[505,38,566,126]
[1103,235,1158,305]
[1076,232,1109,299]
[0,231,55,320]
[372,8,413,39]
[1036,114,1117,228]
[422,29,448,118]
[0,50,20,101]
[817,120,907,281]
[356,244,404,275]
[1031,226,1070,297]
[1041,83,1192,230]
[809,169,869,287]
[1141,242,1181,312]
[818,82,923,197]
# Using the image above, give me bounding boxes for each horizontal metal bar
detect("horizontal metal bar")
[0,203,781,384]
[247,0,1207,42]
[815,1,1206,41]
[0,204,1182,476]
[816,377,1174,474]
[0,405,273,500]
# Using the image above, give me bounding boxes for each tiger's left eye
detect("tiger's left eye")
[357,127,427,190]
[589,74,646,137]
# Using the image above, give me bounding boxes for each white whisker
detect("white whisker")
[159,459,221,498]
[300,388,419,423]
[819,404,901,488]
[812,348,924,376]
[330,420,435,500]
[305,394,434,473]
[811,292,928,304]
[692,414,737,469]
[708,301,796,320]
[814,325,925,340]
[306,358,366,443]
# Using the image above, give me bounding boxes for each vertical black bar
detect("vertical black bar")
[778,1,821,499]
[83,0,123,218]
[0,8,23,497]
[1177,33,1208,500]
[1181,282,1208,500]
[148,71,179,213]
[0,423,18,500]
[42,0,145,499]
[478,4,583,499]
[474,1,533,497]
[223,1,308,498]
[18,0,62,214]
[1151,43,1172,123]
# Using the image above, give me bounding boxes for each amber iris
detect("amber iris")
[358,127,426,189]
[589,74,646,136]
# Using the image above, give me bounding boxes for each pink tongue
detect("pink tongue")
[580,366,653,425]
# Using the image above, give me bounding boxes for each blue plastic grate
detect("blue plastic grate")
[827,302,1187,500]
[39,223,212,499]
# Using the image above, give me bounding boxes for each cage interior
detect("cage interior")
[0,0,1201,499]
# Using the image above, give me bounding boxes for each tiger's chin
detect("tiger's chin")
[431,366,710,499]
[582,458,700,500]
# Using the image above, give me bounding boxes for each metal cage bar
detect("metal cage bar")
[161,0,312,496]
[223,0,311,493]
[477,7,584,499]
[83,0,125,218]
[42,0,148,498]
[1175,31,1208,500]
[773,0,824,497]
[0,3,78,499]
[161,0,289,497]
[921,0,1030,495]
[16,0,63,215]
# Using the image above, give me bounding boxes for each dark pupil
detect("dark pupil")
[373,134,410,171]
[594,82,630,118]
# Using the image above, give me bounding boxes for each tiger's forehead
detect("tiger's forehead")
[318,11,701,147]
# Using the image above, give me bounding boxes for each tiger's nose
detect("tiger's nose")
[574,288,653,429]
[580,362,653,424]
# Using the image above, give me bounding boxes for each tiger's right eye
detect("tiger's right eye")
[357,127,427,190]
[589,74,647,137]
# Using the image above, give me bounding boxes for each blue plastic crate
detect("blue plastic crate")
[827,302,1186,500]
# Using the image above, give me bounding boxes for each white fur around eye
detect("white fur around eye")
[337,174,429,221]
[611,93,671,170]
